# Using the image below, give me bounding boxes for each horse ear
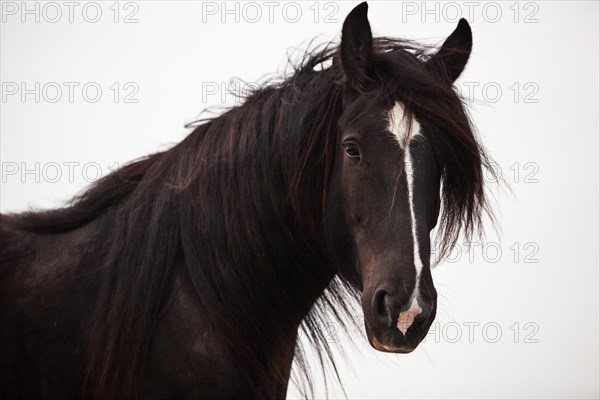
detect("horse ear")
[339,2,373,91]
[426,18,472,83]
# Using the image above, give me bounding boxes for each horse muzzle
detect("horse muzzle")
[363,286,437,353]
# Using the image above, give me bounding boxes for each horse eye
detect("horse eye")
[343,142,361,160]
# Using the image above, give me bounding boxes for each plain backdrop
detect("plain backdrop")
[1,1,599,399]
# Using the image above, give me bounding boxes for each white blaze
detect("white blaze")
[397,297,423,335]
[388,102,424,335]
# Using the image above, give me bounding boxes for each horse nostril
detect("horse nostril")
[372,290,393,326]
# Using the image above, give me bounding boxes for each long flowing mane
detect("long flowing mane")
[1,37,493,399]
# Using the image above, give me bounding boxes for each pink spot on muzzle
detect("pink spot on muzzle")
[396,297,423,335]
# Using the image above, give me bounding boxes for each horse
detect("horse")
[0,2,493,399]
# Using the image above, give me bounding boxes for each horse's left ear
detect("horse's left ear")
[339,2,373,92]
[426,18,472,83]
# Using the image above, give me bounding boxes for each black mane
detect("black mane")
[2,38,493,399]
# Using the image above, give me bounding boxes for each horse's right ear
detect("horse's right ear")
[339,2,373,92]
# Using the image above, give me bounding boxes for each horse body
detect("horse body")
[1,197,319,399]
[1,3,492,399]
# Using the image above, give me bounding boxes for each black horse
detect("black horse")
[0,3,493,399]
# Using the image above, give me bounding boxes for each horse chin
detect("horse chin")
[371,337,416,354]
[369,333,416,353]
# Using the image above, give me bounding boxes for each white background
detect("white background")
[1,1,598,399]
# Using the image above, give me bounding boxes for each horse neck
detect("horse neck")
[176,83,340,371]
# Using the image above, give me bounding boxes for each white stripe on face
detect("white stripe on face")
[388,102,424,334]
